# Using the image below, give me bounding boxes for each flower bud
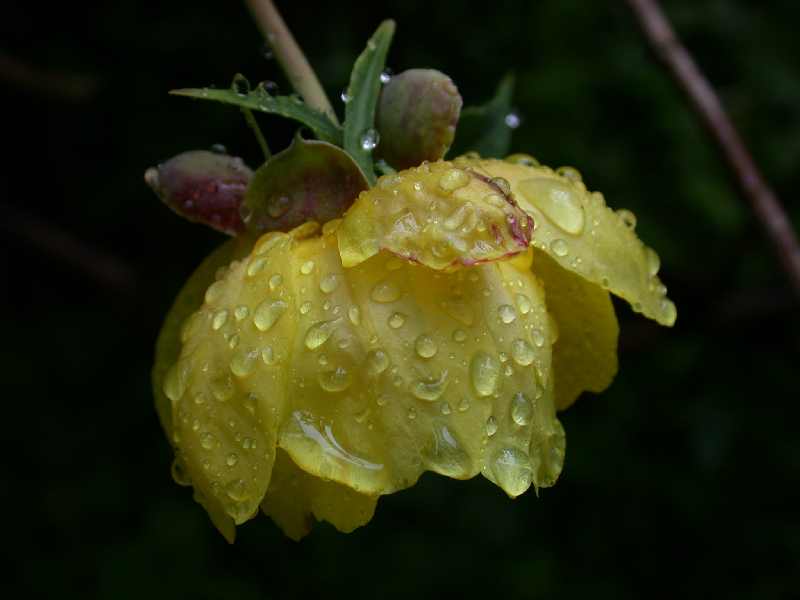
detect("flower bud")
[145,150,252,235]
[376,69,462,170]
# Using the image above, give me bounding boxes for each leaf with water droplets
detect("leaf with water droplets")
[243,133,369,234]
[448,74,515,159]
[342,20,396,185]
[170,87,343,145]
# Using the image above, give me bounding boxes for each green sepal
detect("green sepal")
[448,74,515,158]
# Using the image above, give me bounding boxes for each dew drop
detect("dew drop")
[269,273,283,291]
[645,246,661,276]
[412,370,449,401]
[230,348,258,377]
[492,447,533,497]
[518,178,585,235]
[504,111,521,129]
[556,166,583,183]
[530,328,545,348]
[511,338,536,366]
[498,304,517,324]
[438,168,470,192]
[505,153,539,167]
[470,351,500,397]
[388,312,406,329]
[440,401,452,415]
[617,209,637,230]
[253,299,287,331]
[200,432,217,450]
[304,319,340,350]
[247,257,267,277]
[319,366,352,392]
[299,301,312,315]
[379,69,393,84]
[234,305,249,321]
[232,74,250,96]
[360,128,380,151]
[319,273,339,294]
[366,349,390,376]
[415,334,438,358]
[226,452,239,467]
[457,397,471,412]
[348,306,361,325]
[511,392,532,426]
[550,238,569,257]
[491,177,511,196]
[210,374,234,401]
[371,280,401,303]
[452,329,467,343]
[300,260,315,275]
[485,416,498,437]
[212,309,229,331]
[515,293,532,315]
[171,458,192,486]
[340,90,352,103]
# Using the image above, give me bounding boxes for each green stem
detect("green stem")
[241,107,272,161]
[244,0,339,125]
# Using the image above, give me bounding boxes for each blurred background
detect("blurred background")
[2,0,798,597]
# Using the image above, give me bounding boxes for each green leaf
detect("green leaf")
[342,20,396,185]
[170,87,343,145]
[448,74,515,159]
[243,133,369,234]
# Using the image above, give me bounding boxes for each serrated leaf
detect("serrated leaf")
[342,20,396,185]
[448,74,515,159]
[171,87,343,145]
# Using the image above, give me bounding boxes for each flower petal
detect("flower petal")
[260,449,378,541]
[533,249,619,410]
[337,161,533,271]
[456,158,676,326]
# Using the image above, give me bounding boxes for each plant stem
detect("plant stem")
[241,108,272,161]
[244,0,339,125]
[626,0,800,298]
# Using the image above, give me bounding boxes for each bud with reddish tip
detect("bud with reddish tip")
[145,150,252,235]
[376,69,462,170]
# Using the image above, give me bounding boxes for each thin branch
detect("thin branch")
[0,203,137,294]
[243,0,339,125]
[626,0,800,298]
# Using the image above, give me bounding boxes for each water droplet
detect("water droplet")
[163,364,186,402]
[660,298,677,325]
[617,209,637,230]
[348,306,361,325]
[438,168,470,192]
[412,370,449,401]
[498,304,517,324]
[505,153,539,167]
[228,333,240,349]
[550,238,569,257]
[257,80,278,94]
[210,143,227,155]
[424,423,471,477]
[504,111,521,129]
[261,346,278,365]
[232,74,250,96]
[205,280,225,304]
[254,233,283,256]
[407,407,417,420]
[491,177,511,196]
[226,452,239,467]
[234,305,249,321]
[319,366,352,392]
[645,247,661,276]
[210,373,234,401]
[200,432,217,450]
[415,334,438,358]
[440,401,452,415]
[452,329,467,343]
[253,299,287,331]
[304,319,340,350]
[511,338,535,366]
[247,257,267,277]
[514,293,532,315]
[485,416,498,437]
[319,273,339,294]
[230,348,258,377]
[492,447,533,497]
[212,309,229,331]
[457,397,471,412]
[269,273,283,291]
[556,166,583,183]
[376,394,389,407]
[388,312,406,329]
[360,128,380,151]
[511,392,532,426]
[519,178,585,235]
[300,260,315,275]
[379,69,393,84]
[366,349,389,376]
[470,351,500,397]
[371,280,400,303]
[340,90,352,103]
[299,301,312,315]
[260,40,274,60]
[225,478,249,501]
[171,458,192,486]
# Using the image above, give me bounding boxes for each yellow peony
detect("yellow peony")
[154,155,676,541]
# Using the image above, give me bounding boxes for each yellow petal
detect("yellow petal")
[261,449,378,541]
[337,161,533,271]
[455,158,677,326]
[533,249,619,410]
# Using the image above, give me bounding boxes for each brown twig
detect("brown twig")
[243,0,339,124]
[626,0,800,298]
[0,203,137,294]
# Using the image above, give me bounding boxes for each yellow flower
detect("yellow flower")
[154,156,676,542]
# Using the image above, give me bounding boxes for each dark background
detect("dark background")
[2,0,798,598]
